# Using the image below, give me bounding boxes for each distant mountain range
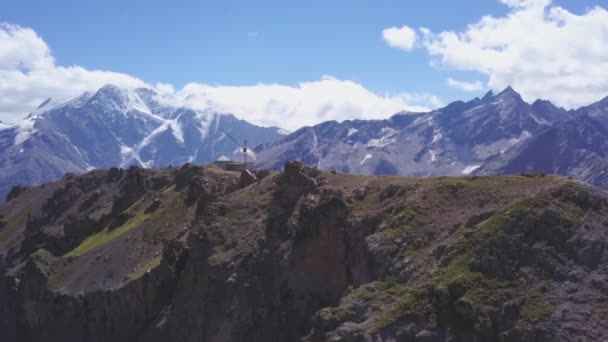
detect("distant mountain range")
[256,87,608,187]
[2,84,608,200]
[0,85,286,199]
[478,95,608,185]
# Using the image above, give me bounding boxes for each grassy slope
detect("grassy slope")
[315,173,586,335]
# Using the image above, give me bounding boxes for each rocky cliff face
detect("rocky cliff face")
[1,162,607,341]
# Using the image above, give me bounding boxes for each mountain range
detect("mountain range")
[2,84,608,201]
[477,95,608,184]
[256,87,608,186]
[0,85,286,199]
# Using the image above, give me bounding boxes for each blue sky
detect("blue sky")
[0,0,607,129]
[0,0,599,95]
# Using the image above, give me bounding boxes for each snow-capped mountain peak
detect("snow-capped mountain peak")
[0,84,286,200]
[87,84,153,116]
[256,86,581,178]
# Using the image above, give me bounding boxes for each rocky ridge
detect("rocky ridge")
[0,162,607,341]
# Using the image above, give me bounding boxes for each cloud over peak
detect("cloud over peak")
[0,23,440,130]
[161,77,441,130]
[447,78,484,92]
[385,0,608,108]
[0,24,148,122]
[0,23,54,70]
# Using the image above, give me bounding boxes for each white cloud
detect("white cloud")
[0,23,441,130]
[382,25,418,51]
[447,78,484,92]
[499,0,550,9]
[156,77,442,130]
[414,0,608,108]
[0,24,147,122]
[0,23,53,70]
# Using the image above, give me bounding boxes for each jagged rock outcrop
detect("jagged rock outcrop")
[5,185,28,202]
[111,166,148,215]
[1,163,607,342]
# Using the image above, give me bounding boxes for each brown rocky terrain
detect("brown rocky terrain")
[0,161,607,341]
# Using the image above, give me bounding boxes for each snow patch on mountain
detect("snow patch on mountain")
[429,149,438,163]
[367,136,396,148]
[121,122,171,168]
[462,165,481,175]
[367,127,397,148]
[502,130,532,149]
[360,153,373,165]
[125,91,153,115]
[120,145,134,161]
[277,128,290,135]
[380,127,396,135]
[474,130,533,159]
[413,114,432,125]
[347,128,358,137]
[169,121,185,144]
[91,85,152,116]
[193,110,215,139]
[215,132,226,143]
[29,98,58,117]
[14,117,37,145]
[431,129,443,143]
[528,111,547,125]
[40,92,94,117]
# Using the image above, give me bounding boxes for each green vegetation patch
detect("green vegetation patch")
[515,289,553,322]
[318,305,356,326]
[65,210,150,256]
[357,196,545,332]
[472,198,535,244]
[379,205,433,250]
[142,198,189,241]
[314,281,431,333]
[372,285,430,332]
[325,184,574,335]
[431,253,515,313]
[554,200,584,224]
[65,188,193,256]
[433,254,483,289]
[428,196,565,322]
